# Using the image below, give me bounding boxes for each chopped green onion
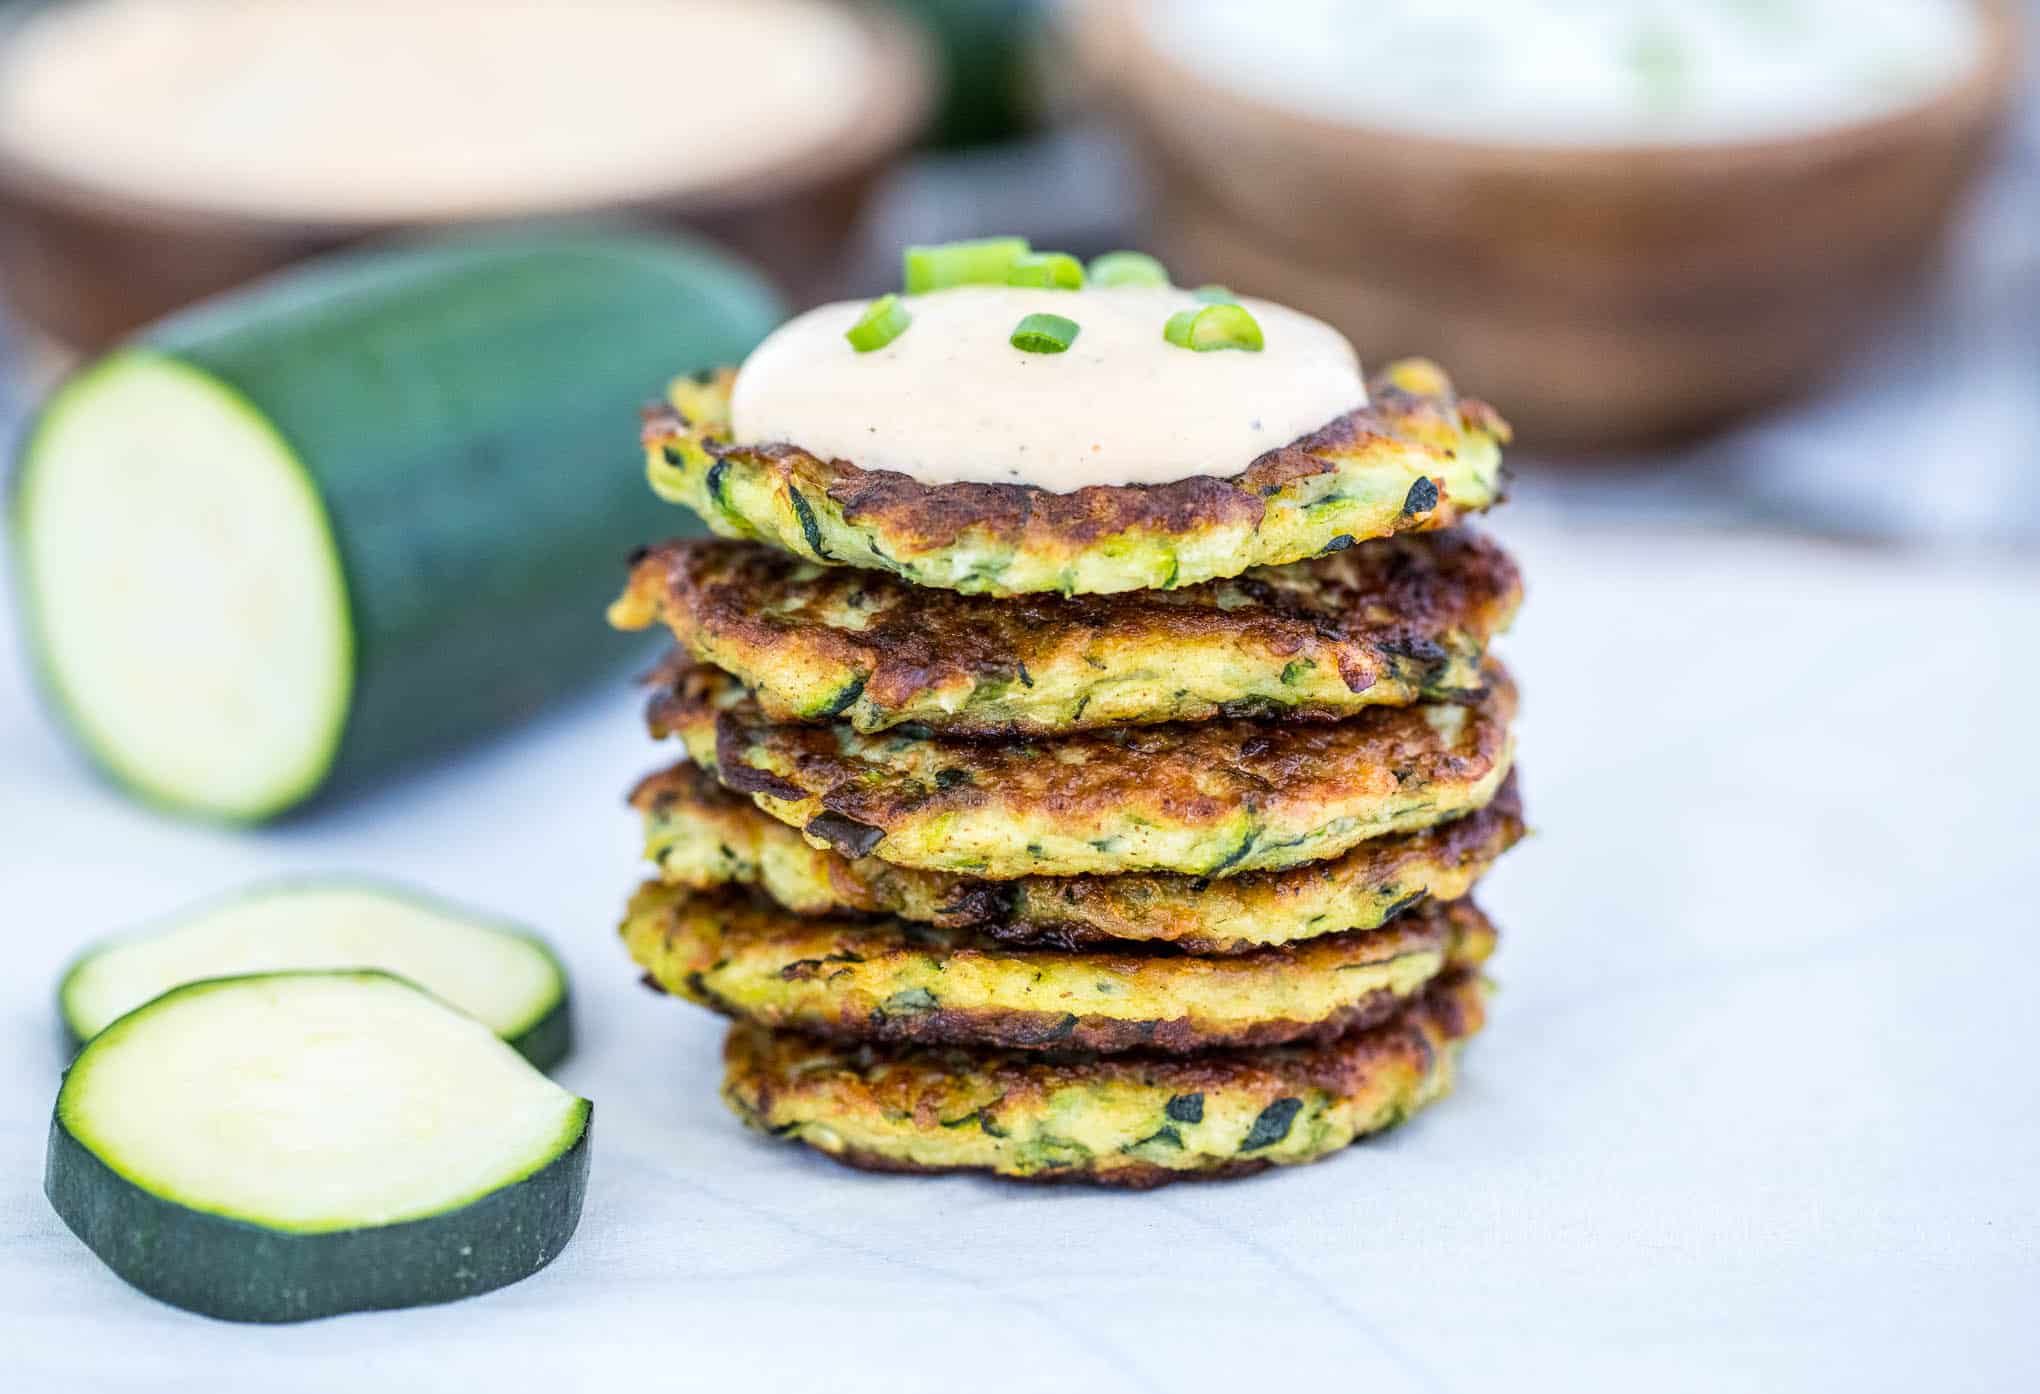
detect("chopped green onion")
[903,237,1030,293]
[1087,250,1170,288]
[1163,303,1264,352]
[1007,251,1085,290]
[1191,284,1238,304]
[845,294,911,352]
[1011,313,1079,354]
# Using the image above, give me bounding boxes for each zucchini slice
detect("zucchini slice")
[45,971,592,1323]
[58,881,572,1069]
[8,229,782,821]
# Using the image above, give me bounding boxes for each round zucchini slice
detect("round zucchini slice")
[58,881,572,1069]
[45,971,592,1323]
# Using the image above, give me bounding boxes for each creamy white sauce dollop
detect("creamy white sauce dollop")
[1148,0,1985,146]
[0,0,874,220]
[730,286,1367,490]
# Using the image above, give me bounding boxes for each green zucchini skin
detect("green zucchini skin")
[16,228,783,817]
[44,1104,591,1324]
[150,230,783,806]
[504,993,574,1075]
[890,0,1042,147]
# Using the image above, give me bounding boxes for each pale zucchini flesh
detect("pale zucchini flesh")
[12,354,351,820]
[45,971,591,1322]
[58,881,572,1069]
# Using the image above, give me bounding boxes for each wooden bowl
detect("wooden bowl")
[1081,0,2023,450]
[0,3,932,353]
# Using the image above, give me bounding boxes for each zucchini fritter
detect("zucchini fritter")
[722,972,1487,1186]
[632,762,1524,953]
[610,530,1520,735]
[643,360,1508,597]
[647,659,1517,879]
[624,881,1493,1053]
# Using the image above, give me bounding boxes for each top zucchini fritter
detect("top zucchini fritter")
[648,657,1517,879]
[610,529,1520,735]
[642,359,1508,597]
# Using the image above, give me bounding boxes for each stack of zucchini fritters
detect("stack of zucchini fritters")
[610,358,1523,1186]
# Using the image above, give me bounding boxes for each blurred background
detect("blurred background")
[0,0,2032,550]
[2,6,2036,1380]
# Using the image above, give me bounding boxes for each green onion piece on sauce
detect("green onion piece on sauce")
[1087,250,1170,288]
[903,237,1031,293]
[1011,312,1079,354]
[845,294,912,352]
[1163,303,1264,352]
[1007,252,1085,290]
[1191,284,1238,304]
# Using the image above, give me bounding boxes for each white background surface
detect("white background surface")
[3,520,2037,1392]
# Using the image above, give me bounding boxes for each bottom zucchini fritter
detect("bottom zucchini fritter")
[625,881,1493,1052]
[722,973,1486,1187]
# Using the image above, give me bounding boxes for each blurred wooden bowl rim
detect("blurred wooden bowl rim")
[0,1,934,351]
[1080,0,2024,448]
[1158,195,1868,453]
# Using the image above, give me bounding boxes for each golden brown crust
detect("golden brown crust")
[985,775,1523,951]
[721,972,1489,1186]
[610,529,1521,734]
[647,656,1518,878]
[643,359,1509,596]
[623,881,1494,1053]
[707,368,1502,556]
[633,761,1525,952]
[809,1144,1279,1188]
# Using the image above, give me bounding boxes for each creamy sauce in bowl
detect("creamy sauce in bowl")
[1146,0,1986,146]
[0,0,876,220]
[730,286,1367,489]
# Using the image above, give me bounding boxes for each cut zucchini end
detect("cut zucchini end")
[11,351,354,823]
[56,880,572,1069]
[47,971,590,1323]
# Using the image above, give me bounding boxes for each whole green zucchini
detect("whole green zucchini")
[8,228,782,820]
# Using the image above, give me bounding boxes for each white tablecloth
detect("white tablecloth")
[3,521,2036,1393]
